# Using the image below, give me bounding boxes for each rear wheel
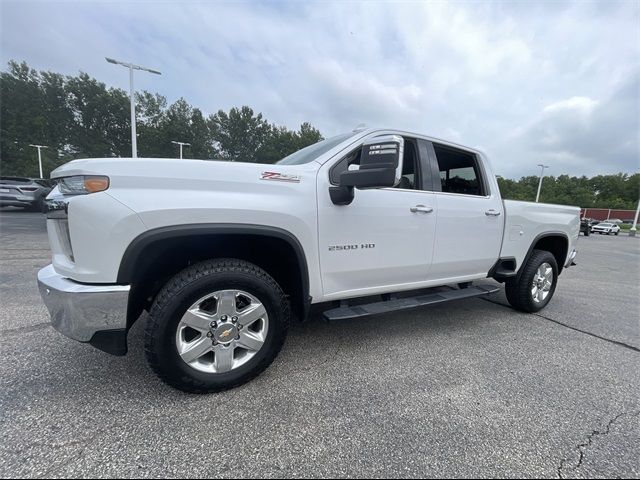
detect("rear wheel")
[145,258,290,393]
[505,250,558,313]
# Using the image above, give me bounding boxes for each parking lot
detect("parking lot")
[0,210,638,478]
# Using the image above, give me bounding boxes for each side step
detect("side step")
[323,283,500,321]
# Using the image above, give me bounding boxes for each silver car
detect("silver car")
[0,176,52,212]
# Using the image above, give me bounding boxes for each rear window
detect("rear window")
[432,144,485,196]
[0,177,31,185]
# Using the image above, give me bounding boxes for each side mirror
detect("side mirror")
[330,135,404,205]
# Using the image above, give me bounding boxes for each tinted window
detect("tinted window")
[0,177,31,185]
[277,133,355,165]
[433,144,484,196]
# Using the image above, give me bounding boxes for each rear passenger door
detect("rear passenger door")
[424,141,503,280]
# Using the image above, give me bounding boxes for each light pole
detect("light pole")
[535,164,549,203]
[106,57,161,158]
[630,199,640,237]
[171,141,191,159]
[29,144,48,178]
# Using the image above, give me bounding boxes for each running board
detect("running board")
[323,283,500,321]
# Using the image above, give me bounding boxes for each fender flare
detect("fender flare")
[117,223,311,317]
[517,231,570,280]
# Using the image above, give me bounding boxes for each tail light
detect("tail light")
[19,187,39,192]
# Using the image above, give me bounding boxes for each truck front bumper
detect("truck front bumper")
[37,264,130,355]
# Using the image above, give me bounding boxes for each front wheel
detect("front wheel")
[615,231,619,236]
[505,250,558,313]
[145,258,290,393]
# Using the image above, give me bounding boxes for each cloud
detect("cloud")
[1,0,638,177]
[507,74,639,177]
[543,97,599,114]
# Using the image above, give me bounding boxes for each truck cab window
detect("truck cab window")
[330,138,419,190]
[433,144,484,196]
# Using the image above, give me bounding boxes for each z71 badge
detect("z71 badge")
[261,171,301,183]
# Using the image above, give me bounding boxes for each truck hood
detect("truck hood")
[50,157,317,190]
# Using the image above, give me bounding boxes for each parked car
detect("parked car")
[37,128,580,393]
[580,218,591,236]
[0,176,52,211]
[591,222,620,235]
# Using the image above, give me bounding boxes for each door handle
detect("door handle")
[410,205,433,214]
[485,209,501,216]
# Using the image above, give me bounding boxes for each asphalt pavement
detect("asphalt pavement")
[0,209,638,478]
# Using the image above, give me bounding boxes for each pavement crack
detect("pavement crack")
[480,297,640,353]
[557,411,640,479]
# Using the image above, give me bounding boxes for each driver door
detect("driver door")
[317,137,437,300]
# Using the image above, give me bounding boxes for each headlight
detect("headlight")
[57,176,109,195]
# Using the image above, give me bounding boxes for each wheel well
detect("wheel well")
[121,229,309,327]
[530,234,568,275]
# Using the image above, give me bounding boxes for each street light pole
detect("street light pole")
[535,164,549,203]
[630,199,640,237]
[171,141,191,159]
[29,144,48,178]
[106,57,161,158]
[129,66,137,159]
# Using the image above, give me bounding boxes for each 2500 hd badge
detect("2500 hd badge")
[328,243,376,251]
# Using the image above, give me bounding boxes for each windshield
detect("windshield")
[277,132,355,165]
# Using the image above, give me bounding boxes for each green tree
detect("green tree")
[0,61,73,176]
[209,106,271,162]
[65,73,130,158]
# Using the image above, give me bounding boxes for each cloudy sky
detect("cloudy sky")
[1,0,638,178]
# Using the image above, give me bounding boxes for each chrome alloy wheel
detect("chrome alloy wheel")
[531,262,553,304]
[175,290,269,374]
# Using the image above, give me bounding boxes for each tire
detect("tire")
[615,232,619,236]
[145,258,290,393]
[505,249,558,313]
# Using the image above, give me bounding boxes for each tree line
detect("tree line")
[497,174,638,210]
[1,60,638,209]
[0,61,323,176]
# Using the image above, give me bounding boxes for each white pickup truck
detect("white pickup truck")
[38,128,579,393]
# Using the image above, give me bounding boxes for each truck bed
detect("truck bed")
[500,200,581,271]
